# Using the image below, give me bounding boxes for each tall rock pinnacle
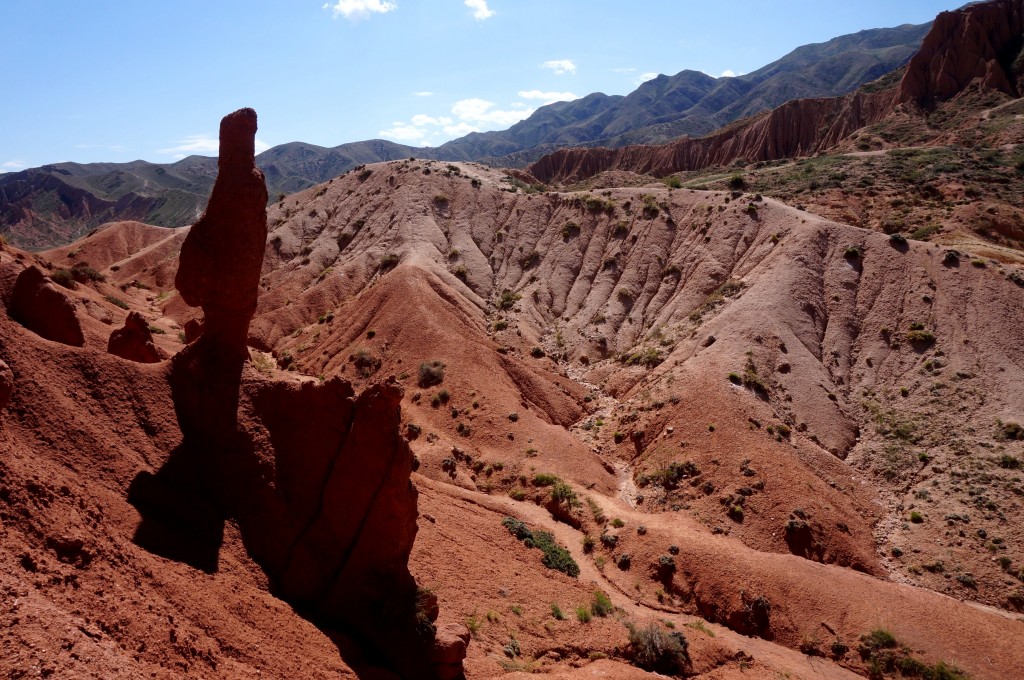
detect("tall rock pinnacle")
[175,107,268,351]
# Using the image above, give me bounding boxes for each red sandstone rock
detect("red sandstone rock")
[899,0,1024,104]
[107,311,161,363]
[529,0,1024,186]
[156,108,447,678]
[182,318,203,343]
[528,88,895,184]
[0,359,12,412]
[175,107,268,351]
[430,624,470,665]
[10,265,84,347]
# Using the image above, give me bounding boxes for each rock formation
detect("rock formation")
[175,107,268,352]
[107,311,162,363]
[530,0,1024,185]
[0,358,12,413]
[131,108,450,678]
[528,88,896,184]
[9,265,85,347]
[899,0,1024,104]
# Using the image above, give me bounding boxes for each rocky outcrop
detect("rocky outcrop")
[430,624,471,680]
[9,266,84,347]
[899,0,1024,104]
[175,108,268,352]
[132,108,451,678]
[107,311,162,363]
[531,0,1024,185]
[528,88,896,185]
[0,359,12,413]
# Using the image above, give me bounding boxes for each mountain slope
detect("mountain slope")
[455,22,930,159]
[12,155,1023,678]
[1,21,929,250]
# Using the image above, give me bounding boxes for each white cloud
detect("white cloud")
[378,124,428,142]
[157,135,219,156]
[720,69,737,78]
[464,0,493,20]
[323,0,396,21]
[442,122,479,137]
[156,135,270,157]
[635,72,659,85]
[2,160,25,169]
[613,67,636,73]
[411,114,452,126]
[413,91,434,97]
[377,95,537,145]
[518,90,579,104]
[451,98,533,126]
[541,59,576,75]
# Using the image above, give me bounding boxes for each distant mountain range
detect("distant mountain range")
[0,21,930,250]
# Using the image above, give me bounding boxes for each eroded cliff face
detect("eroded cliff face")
[130,108,451,678]
[528,89,896,185]
[529,0,1024,186]
[899,0,1024,104]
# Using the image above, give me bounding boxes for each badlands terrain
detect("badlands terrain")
[2,1,1024,679]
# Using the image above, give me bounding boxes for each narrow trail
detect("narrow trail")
[417,475,864,680]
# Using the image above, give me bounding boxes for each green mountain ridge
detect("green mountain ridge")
[0,21,929,250]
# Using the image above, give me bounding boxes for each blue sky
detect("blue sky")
[0,1,960,170]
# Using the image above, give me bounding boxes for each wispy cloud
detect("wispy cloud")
[464,0,493,20]
[157,135,270,159]
[413,91,434,97]
[613,67,636,73]
[379,95,536,144]
[635,72,659,85]
[2,160,25,170]
[541,59,576,75]
[451,98,532,127]
[323,0,396,21]
[518,90,578,104]
[378,123,428,142]
[720,69,738,78]
[158,135,219,158]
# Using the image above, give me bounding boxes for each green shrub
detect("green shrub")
[550,480,579,508]
[105,295,129,310]
[627,623,690,675]
[496,289,521,310]
[576,606,592,623]
[51,268,77,289]
[533,473,559,487]
[418,361,445,387]
[351,349,380,377]
[502,517,533,541]
[531,530,580,577]
[380,253,400,270]
[591,590,613,617]
[910,511,924,523]
[663,175,683,189]
[502,517,578,577]
[550,603,565,620]
[611,518,625,528]
[519,251,541,269]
